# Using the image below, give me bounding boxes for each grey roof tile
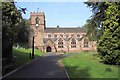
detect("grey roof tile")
[44,27,86,33]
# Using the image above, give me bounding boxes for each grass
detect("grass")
[12,47,44,69]
[62,52,119,79]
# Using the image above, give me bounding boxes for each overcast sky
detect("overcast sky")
[16,2,92,27]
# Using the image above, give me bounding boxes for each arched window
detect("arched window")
[58,38,63,48]
[84,38,89,47]
[35,17,39,24]
[71,38,76,48]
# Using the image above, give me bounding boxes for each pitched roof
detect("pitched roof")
[44,27,86,33]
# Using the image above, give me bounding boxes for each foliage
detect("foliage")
[16,19,30,43]
[82,18,98,41]
[84,2,107,40]
[2,1,27,60]
[2,1,22,60]
[62,52,119,78]
[97,2,120,65]
[84,2,120,65]
[2,2,22,41]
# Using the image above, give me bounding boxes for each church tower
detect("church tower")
[29,11,45,51]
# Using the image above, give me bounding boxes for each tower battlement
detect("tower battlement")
[30,12,45,16]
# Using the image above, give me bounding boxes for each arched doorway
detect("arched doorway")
[46,46,52,52]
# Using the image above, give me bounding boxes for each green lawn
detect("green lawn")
[13,47,44,68]
[62,52,119,79]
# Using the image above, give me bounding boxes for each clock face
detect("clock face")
[36,24,39,26]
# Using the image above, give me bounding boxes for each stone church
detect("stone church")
[29,11,96,53]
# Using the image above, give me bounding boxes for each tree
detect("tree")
[82,18,99,41]
[16,19,30,44]
[97,2,120,64]
[84,2,107,40]
[2,0,27,60]
[2,1,22,63]
[84,2,120,64]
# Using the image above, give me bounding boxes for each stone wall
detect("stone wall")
[29,12,45,51]
[29,11,97,53]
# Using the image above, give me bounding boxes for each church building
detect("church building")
[29,11,96,53]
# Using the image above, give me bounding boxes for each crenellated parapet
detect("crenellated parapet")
[30,11,45,25]
[30,12,45,16]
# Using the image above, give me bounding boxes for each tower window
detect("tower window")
[35,16,39,24]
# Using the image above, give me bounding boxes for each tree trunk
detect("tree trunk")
[2,39,13,64]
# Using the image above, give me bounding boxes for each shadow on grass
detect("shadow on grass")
[3,48,42,75]
[13,49,31,68]
[13,48,41,68]
[61,52,119,80]
[66,65,119,80]
[3,48,31,75]
[65,66,90,79]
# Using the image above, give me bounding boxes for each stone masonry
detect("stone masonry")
[29,11,96,53]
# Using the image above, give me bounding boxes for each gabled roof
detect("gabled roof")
[76,38,83,41]
[68,34,83,41]
[44,27,86,33]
